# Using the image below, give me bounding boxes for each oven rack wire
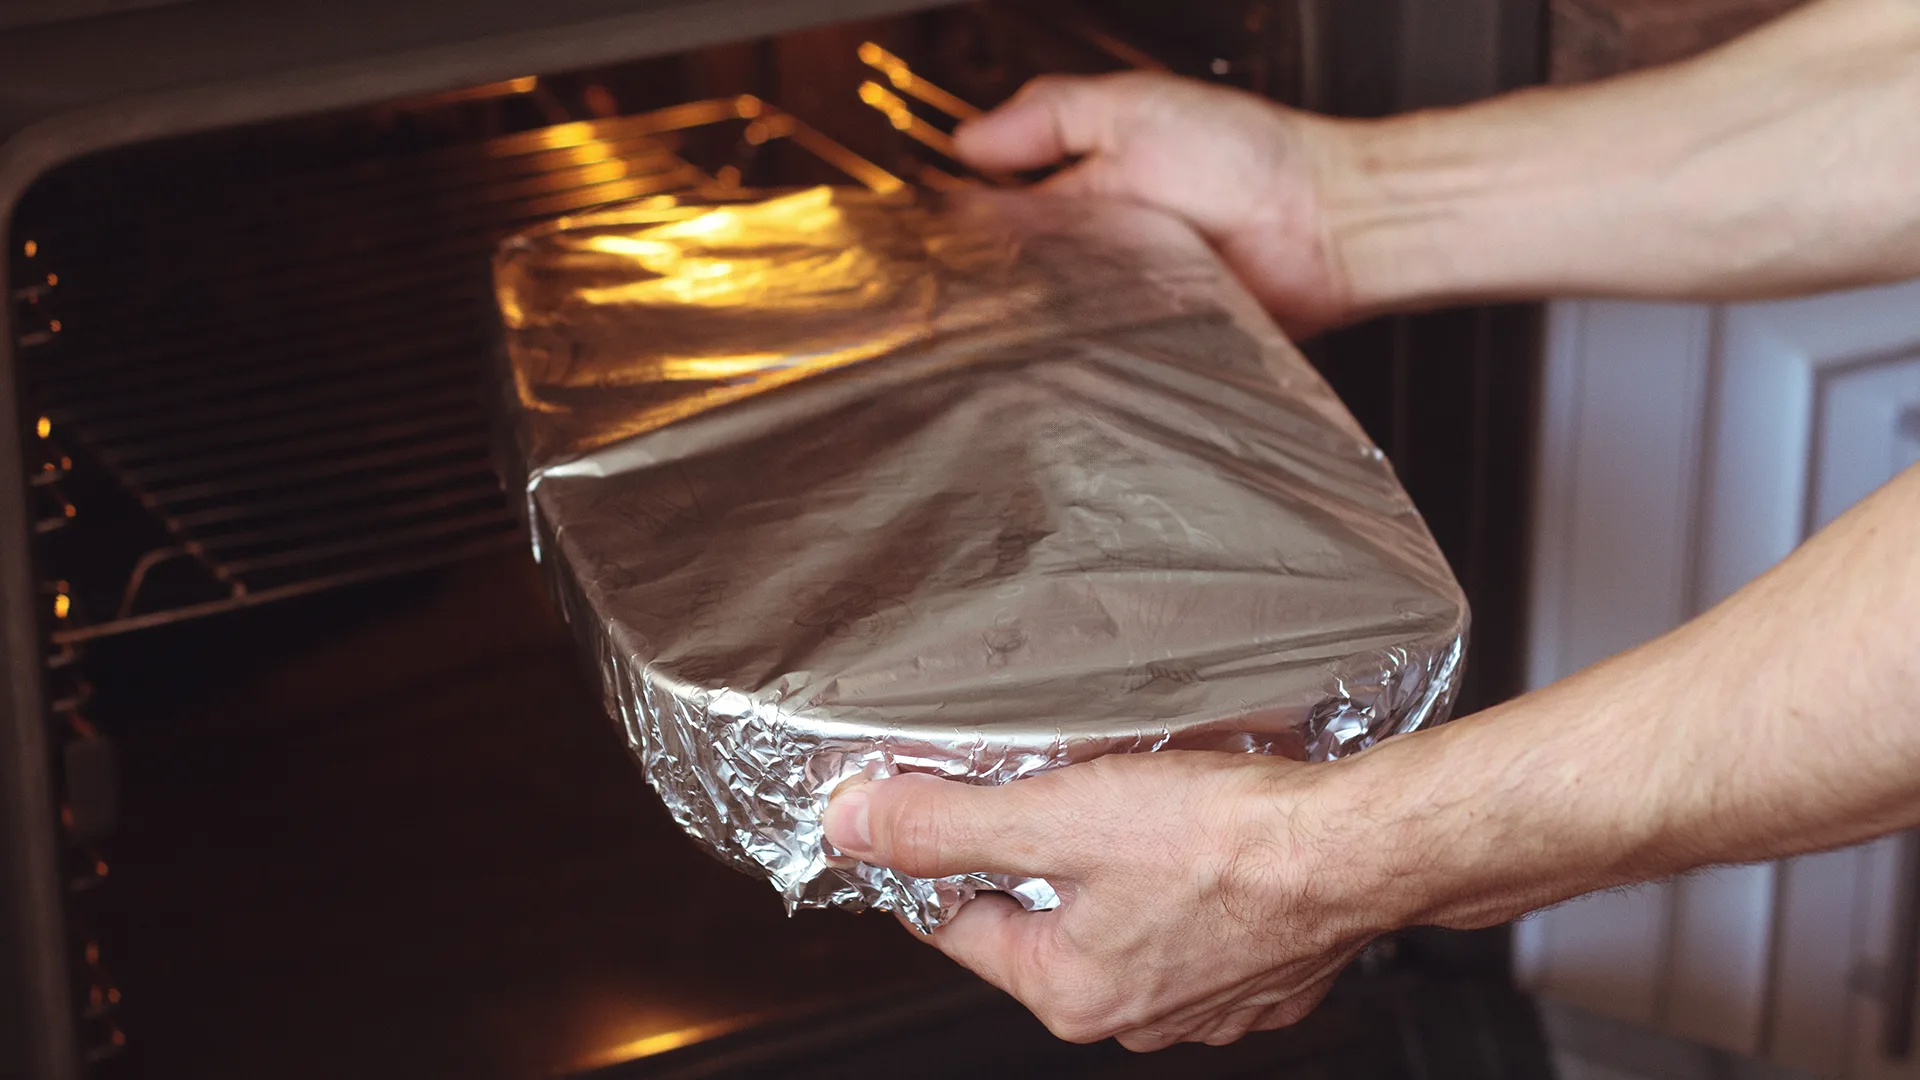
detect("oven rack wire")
[19,79,993,646]
[8,14,1154,1071]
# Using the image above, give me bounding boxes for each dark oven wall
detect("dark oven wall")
[0,1,1546,1077]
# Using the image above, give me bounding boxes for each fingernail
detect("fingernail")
[826,789,873,856]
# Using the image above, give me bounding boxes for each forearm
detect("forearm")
[1317,462,1920,931]
[1322,0,1920,315]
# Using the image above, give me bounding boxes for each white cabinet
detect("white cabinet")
[1517,280,1920,1078]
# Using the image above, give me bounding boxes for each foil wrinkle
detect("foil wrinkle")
[493,187,1469,932]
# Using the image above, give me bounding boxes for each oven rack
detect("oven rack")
[19,93,912,645]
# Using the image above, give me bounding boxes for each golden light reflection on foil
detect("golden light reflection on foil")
[496,188,961,454]
[568,192,903,314]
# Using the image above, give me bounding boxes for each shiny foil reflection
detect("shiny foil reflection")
[495,187,1468,932]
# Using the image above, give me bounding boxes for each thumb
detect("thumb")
[953,74,1130,172]
[823,772,1060,880]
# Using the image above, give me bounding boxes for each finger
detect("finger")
[823,772,1063,879]
[919,892,1039,998]
[953,74,1140,171]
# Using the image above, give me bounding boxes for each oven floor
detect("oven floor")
[93,553,963,1079]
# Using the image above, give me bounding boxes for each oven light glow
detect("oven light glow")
[578,1017,755,1070]
[22,240,36,258]
[48,320,61,333]
[46,273,57,286]
[63,504,76,519]
[53,594,70,619]
[36,416,50,438]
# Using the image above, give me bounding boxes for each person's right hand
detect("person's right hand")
[954,73,1361,338]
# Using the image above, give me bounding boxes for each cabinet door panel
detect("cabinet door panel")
[1526,280,1920,1076]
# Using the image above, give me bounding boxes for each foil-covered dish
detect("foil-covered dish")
[493,186,1468,932]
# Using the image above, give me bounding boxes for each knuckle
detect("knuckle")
[1013,73,1074,103]
[1105,70,1177,96]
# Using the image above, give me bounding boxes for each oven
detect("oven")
[0,2,1547,1076]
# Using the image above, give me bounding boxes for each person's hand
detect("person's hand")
[955,73,1362,337]
[821,751,1401,1051]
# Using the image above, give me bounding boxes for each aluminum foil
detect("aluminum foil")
[493,186,1468,932]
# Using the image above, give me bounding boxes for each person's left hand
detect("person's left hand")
[821,751,1399,1051]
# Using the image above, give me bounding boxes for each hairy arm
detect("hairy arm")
[1331,0,1920,316]
[1331,461,1920,932]
[820,0,1920,1051]
[823,465,1920,1051]
[955,0,1920,331]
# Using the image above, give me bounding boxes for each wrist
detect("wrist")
[1314,76,1686,316]
[1313,109,1490,320]
[1315,90,1608,319]
[1296,651,1699,933]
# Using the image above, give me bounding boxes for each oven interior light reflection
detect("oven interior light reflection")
[576,1016,758,1071]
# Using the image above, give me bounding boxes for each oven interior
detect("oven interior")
[7,3,1545,1076]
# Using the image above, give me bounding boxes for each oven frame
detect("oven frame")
[0,1,1544,1075]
